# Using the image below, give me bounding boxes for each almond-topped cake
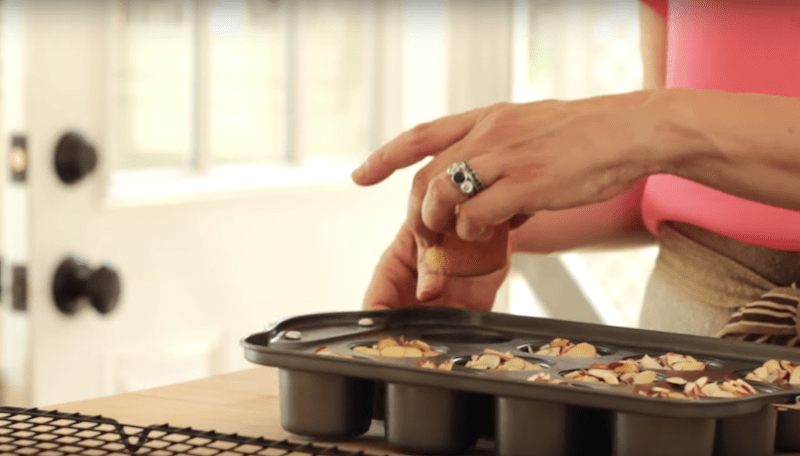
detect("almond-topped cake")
[563,360,658,385]
[634,352,708,371]
[638,377,759,400]
[744,359,800,385]
[528,338,599,358]
[464,348,543,371]
[350,336,442,358]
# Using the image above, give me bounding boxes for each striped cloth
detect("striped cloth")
[716,284,800,346]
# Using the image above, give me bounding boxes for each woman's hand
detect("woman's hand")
[353,92,659,305]
[354,95,654,242]
[361,223,511,310]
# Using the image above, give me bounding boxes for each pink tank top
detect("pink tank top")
[639,0,800,251]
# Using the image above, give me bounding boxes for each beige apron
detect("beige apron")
[638,222,800,345]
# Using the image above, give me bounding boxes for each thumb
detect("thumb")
[416,243,447,301]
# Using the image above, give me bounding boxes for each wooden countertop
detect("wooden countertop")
[47,367,799,456]
[47,367,419,456]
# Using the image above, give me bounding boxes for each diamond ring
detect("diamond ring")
[446,161,485,196]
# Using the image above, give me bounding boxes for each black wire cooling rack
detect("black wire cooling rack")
[0,406,386,456]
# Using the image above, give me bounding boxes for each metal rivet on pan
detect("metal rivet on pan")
[284,330,302,340]
[357,318,375,327]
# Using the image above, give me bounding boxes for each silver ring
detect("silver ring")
[446,160,484,196]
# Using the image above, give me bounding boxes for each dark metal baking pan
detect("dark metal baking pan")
[241,307,800,456]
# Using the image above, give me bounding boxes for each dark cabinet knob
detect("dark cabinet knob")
[52,257,121,315]
[54,131,97,184]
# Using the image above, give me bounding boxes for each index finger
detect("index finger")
[351,108,482,186]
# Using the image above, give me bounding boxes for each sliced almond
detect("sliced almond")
[684,382,701,396]
[527,372,567,384]
[484,348,515,361]
[523,361,544,370]
[381,345,407,357]
[701,383,720,396]
[504,357,526,371]
[563,342,597,358]
[586,368,609,377]
[476,354,501,369]
[790,367,800,385]
[550,338,571,347]
[752,366,769,380]
[467,357,489,369]
[528,373,551,382]
[588,369,619,384]
[565,370,602,383]
[665,353,683,367]
[614,361,639,374]
[633,370,657,385]
[315,346,352,358]
[735,380,758,396]
[711,390,736,398]
[744,372,761,382]
[409,340,431,352]
[403,347,424,357]
[764,371,781,383]
[720,382,739,394]
[547,347,561,356]
[666,377,687,386]
[673,361,707,371]
[639,355,663,370]
[376,337,399,351]
[764,359,781,372]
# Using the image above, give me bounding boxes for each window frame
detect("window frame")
[103,0,409,207]
[102,0,520,207]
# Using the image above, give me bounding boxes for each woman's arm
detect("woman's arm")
[510,2,668,255]
[510,179,653,255]
[353,2,671,307]
[645,89,800,213]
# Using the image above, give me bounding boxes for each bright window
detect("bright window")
[513,0,657,327]
[113,0,384,172]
